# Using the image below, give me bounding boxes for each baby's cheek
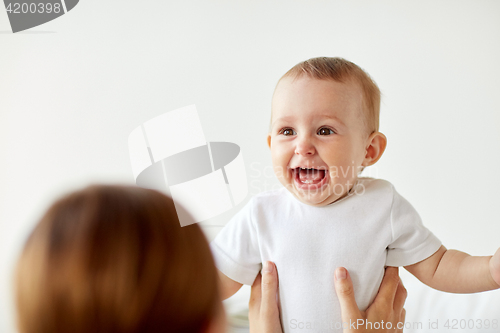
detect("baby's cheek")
[272,163,286,179]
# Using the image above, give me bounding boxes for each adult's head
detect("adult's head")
[16,184,224,333]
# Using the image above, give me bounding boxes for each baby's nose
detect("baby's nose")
[294,140,315,155]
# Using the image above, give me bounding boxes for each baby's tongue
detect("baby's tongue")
[298,168,325,184]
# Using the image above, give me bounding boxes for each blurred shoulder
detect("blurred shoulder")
[357,177,395,195]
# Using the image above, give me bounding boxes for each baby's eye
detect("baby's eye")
[279,128,296,136]
[317,127,335,135]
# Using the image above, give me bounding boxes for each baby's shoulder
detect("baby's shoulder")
[357,177,393,187]
[356,177,395,197]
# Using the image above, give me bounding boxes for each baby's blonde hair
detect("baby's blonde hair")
[272,57,381,134]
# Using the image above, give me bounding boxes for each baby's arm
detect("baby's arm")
[217,269,244,300]
[405,245,500,293]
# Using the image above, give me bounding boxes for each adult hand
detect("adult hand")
[334,266,407,332]
[248,261,283,333]
[248,263,407,333]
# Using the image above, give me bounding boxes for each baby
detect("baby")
[210,57,500,332]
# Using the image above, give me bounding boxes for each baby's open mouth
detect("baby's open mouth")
[293,167,327,185]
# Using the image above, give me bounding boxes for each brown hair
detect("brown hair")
[274,57,381,134]
[15,185,220,333]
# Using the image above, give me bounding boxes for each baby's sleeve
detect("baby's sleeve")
[386,185,442,267]
[210,198,262,285]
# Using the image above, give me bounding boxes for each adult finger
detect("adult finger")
[373,267,400,308]
[257,261,283,333]
[334,267,362,323]
[393,277,407,312]
[397,308,406,333]
[249,272,263,311]
[260,261,279,315]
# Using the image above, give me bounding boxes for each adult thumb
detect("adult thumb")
[260,261,279,315]
[334,267,362,324]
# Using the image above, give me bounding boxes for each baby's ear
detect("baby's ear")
[362,132,387,166]
[267,134,272,149]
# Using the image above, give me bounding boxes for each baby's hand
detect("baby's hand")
[490,248,500,287]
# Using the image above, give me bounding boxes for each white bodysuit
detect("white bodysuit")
[210,178,441,332]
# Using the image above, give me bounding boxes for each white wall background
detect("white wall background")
[1,1,500,332]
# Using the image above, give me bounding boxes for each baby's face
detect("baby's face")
[268,76,369,206]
